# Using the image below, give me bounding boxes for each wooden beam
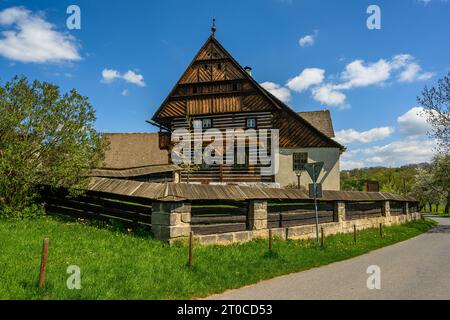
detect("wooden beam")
[170,89,258,100]
[145,119,170,132]
[176,79,248,88]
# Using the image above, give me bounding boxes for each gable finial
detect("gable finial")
[211,18,217,36]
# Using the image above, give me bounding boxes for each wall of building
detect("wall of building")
[275,147,341,191]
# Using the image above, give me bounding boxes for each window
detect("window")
[293,152,308,171]
[192,120,202,130]
[232,83,238,91]
[202,118,212,129]
[234,146,249,169]
[204,64,208,70]
[246,118,256,129]
[192,86,198,94]
[217,63,222,70]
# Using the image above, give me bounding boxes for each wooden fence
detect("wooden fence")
[268,201,335,228]
[345,201,383,220]
[409,202,419,214]
[190,201,248,235]
[42,188,152,230]
[390,201,406,216]
[41,180,418,238]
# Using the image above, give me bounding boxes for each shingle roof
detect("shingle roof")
[101,133,169,170]
[90,164,180,178]
[87,177,418,203]
[297,110,335,138]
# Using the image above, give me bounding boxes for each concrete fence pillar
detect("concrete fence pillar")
[334,201,346,222]
[382,200,391,217]
[151,201,191,243]
[248,200,268,230]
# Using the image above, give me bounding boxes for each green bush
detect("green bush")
[0,204,46,220]
[0,76,107,217]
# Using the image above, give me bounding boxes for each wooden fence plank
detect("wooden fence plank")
[191,223,247,235]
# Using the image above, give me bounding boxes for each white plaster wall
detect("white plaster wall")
[275,148,341,190]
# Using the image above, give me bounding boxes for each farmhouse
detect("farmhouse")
[95,29,345,190]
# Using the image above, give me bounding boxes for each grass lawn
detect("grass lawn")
[421,203,449,216]
[0,216,436,300]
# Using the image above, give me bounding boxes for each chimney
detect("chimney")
[244,66,252,76]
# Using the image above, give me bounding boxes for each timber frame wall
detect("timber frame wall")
[171,112,275,183]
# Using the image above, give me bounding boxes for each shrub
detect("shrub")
[0,76,107,217]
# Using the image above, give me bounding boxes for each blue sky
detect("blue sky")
[0,0,449,169]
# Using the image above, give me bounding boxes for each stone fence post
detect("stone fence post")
[151,201,191,243]
[382,200,391,217]
[334,201,346,222]
[248,200,268,230]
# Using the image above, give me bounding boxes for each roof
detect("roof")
[87,177,418,203]
[100,133,169,170]
[297,110,335,138]
[90,164,180,178]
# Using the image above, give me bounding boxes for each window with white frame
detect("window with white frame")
[202,118,212,129]
[246,118,256,129]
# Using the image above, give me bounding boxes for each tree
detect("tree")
[0,76,107,216]
[417,72,450,153]
[411,168,445,212]
[431,155,450,213]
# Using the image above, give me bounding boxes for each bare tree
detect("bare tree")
[417,72,450,154]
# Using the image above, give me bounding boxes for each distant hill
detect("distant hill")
[340,163,430,194]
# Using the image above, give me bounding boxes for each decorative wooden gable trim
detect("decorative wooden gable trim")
[151,36,278,123]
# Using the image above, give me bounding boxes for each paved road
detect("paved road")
[208,216,450,300]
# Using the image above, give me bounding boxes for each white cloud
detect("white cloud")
[397,106,432,136]
[0,6,80,63]
[101,68,120,83]
[311,85,347,107]
[286,68,325,92]
[299,30,318,48]
[122,70,145,87]
[341,138,437,169]
[260,81,291,103]
[335,126,394,144]
[101,68,146,87]
[308,54,433,107]
[121,89,129,96]
[337,59,391,89]
[398,63,434,82]
[340,159,365,171]
[390,54,413,69]
[299,36,313,47]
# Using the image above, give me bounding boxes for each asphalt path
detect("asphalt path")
[208,216,450,300]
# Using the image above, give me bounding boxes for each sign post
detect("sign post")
[304,162,324,242]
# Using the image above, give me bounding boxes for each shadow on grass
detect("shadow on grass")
[263,250,280,259]
[48,213,154,239]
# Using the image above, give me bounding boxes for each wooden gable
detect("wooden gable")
[151,35,345,151]
[152,36,277,123]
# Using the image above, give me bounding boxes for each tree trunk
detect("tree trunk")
[445,192,450,214]
[429,202,432,212]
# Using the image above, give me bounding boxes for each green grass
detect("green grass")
[0,216,436,300]
[421,204,450,217]
[421,203,448,215]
